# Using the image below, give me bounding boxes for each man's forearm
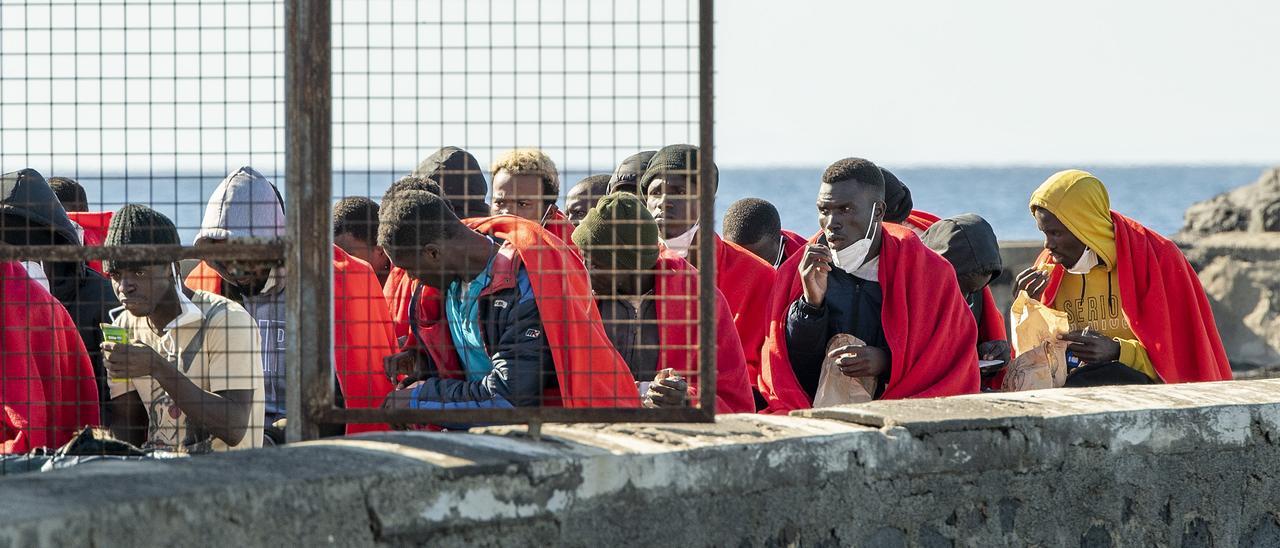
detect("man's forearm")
[149,366,250,446]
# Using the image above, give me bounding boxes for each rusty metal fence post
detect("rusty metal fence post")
[697,0,717,419]
[285,0,333,443]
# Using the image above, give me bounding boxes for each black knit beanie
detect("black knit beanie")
[881,167,914,223]
[607,150,657,195]
[104,204,180,272]
[638,144,718,195]
[571,192,660,272]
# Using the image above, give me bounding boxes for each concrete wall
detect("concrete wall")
[4,380,1280,547]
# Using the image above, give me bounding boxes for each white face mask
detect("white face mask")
[21,260,50,292]
[830,204,880,274]
[663,223,700,258]
[1066,247,1099,275]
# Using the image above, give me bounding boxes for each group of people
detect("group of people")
[0,145,1233,454]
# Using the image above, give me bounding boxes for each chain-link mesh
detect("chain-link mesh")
[1,0,717,461]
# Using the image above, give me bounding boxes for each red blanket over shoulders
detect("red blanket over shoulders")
[779,229,807,266]
[2,262,100,453]
[186,246,396,434]
[712,234,777,395]
[901,210,1007,344]
[760,224,980,413]
[446,216,640,407]
[1038,211,1231,383]
[653,253,756,413]
[67,211,113,275]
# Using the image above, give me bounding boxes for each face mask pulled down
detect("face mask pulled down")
[663,223,699,259]
[830,204,880,274]
[1066,247,1099,275]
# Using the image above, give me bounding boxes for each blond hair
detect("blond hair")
[491,148,560,197]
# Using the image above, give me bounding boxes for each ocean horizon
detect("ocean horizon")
[64,163,1273,244]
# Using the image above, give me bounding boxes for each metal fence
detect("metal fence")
[0,0,715,454]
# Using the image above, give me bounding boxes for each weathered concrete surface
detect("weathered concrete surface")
[4,381,1280,547]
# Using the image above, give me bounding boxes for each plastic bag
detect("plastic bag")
[1002,290,1071,391]
[813,334,878,407]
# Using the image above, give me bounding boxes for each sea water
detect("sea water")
[72,164,1269,243]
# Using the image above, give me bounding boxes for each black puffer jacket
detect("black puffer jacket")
[1,168,120,410]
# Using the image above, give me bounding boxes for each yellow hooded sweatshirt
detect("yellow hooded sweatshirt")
[1029,170,1156,381]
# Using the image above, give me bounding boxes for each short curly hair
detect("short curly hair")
[491,148,559,200]
[821,158,885,199]
[333,196,380,245]
[377,190,463,251]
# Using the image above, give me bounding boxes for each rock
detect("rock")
[1180,168,1280,238]
[1197,255,1280,371]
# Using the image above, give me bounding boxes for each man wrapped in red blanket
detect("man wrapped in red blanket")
[760,158,979,413]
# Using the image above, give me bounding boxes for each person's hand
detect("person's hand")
[643,369,689,408]
[383,350,418,383]
[102,341,165,379]
[977,340,1011,364]
[1014,266,1050,301]
[381,381,423,430]
[382,382,422,410]
[800,244,834,307]
[1059,329,1121,364]
[828,344,889,378]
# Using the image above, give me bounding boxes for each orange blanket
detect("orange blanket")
[67,211,112,275]
[653,253,756,413]
[187,246,396,434]
[420,216,639,407]
[712,234,777,396]
[760,224,980,412]
[2,262,100,453]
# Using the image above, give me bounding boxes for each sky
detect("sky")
[0,0,1276,176]
[716,0,1280,167]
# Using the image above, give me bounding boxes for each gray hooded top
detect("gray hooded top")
[919,213,1003,281]
[194,166,285,244]
[195,166,288,422]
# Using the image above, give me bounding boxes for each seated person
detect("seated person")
[723,197,807,268]
[101,205,263,452]
[564,174,611,227]
[334,196,392,285]
[379,190,637,410]
[641,145,777,404]
[607,150,657,195]
[187,167,394,436]
[760,158,980,412]
[2,169,119,420]
[920,214,1011,383]
[410,146,491,219]
[0,257,99,453]
[489,148,576,245]
[50,175,112,275]
[571,192,755,413]
[1014,169,1231,385]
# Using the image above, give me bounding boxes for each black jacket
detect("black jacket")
[1,169,120,410]
[410,260,556,409]
[785,268,891,399]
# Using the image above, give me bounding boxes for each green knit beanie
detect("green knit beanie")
[571,191,660,272]
[104,204,180,272]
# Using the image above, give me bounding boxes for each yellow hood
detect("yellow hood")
[1028,169,1116,270]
